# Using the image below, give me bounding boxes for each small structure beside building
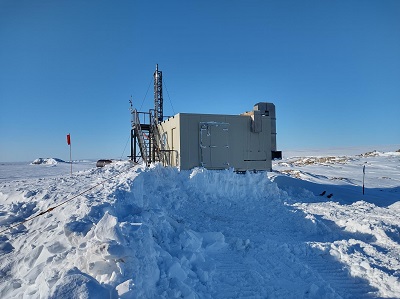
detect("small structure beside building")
[130,65,281,171]
[96,159,113,167]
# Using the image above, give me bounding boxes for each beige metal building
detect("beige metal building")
[157,102,281,171]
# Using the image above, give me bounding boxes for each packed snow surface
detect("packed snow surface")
[0,149,399,298]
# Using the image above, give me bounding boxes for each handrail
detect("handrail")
[133,109,149,164]
[151,112,171,166]
[150,113,164,164]
[132,108,177,167]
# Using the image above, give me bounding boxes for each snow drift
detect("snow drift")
[0,150,399,298]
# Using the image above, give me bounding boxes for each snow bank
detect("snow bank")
[0,154,399,298]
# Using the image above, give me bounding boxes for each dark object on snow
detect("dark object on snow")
[327,193,333,198]
[96,159,113,167]
[319,191,326,196]
[272,151,282,160]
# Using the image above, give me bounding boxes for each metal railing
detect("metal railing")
[132,109,149,164]
[131,108,179,167]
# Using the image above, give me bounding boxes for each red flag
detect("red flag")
[67,134,71,145]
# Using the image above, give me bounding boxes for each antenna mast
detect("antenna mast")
[154,64,163,123]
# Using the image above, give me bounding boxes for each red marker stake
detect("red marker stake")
[67,134,72,176]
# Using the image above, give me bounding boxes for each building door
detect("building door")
[199,122,229,169]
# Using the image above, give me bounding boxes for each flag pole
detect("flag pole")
[70,140,72,176]
[67,133,72,176]
[362,165,365,195]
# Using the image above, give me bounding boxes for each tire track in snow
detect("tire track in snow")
[209,250,266,299]
[174,187,317,297]
[174,174,385,298]
[301,249,379,299]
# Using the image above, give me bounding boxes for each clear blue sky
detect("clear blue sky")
[1,0,399,162]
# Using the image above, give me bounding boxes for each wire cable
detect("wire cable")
[139,77,153,111]
[163,80,176,115]
[120,136,130,160]
[0,163,137,235]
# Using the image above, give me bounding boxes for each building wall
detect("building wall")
[159,112,272,171]
[157,114,181,167]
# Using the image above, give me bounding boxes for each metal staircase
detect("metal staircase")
[130,64,175,166]
[151,114,170,166]
[131,109,149,164]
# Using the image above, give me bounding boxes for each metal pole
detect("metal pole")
[70,141,72,176]
[130,129,134,161]
[363,165,365,195]
[67,133,72,176]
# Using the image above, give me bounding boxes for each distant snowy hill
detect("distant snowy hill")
[31,158,66,165]
[0,149,399,298]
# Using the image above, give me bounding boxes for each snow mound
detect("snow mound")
[31,158,66,165]
[0,156,399,298]
[359,150,400,157]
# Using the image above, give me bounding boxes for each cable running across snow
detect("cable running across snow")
[0,163,137,235]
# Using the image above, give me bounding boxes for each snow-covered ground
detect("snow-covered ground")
[0,147,399,298]
[0,159,95,182]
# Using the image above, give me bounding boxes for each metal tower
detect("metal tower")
[154,64,163,123]
[130,64,171,165]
